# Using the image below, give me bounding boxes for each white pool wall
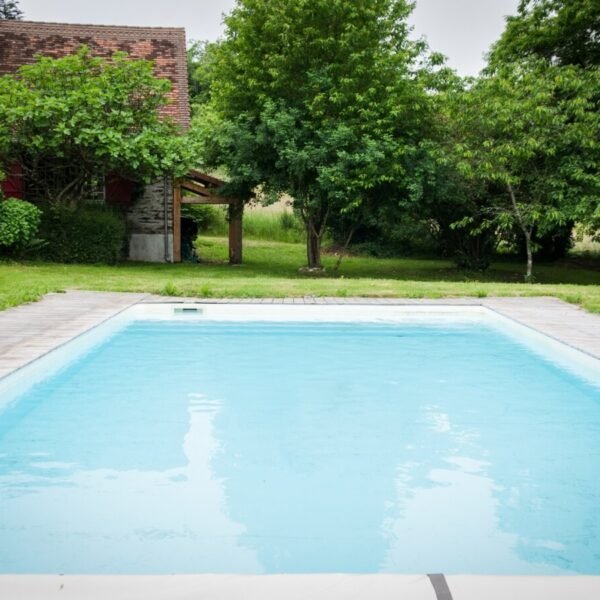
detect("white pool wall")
[0,303,598,414]
[130,303,600,385]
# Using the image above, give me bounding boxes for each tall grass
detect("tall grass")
[193,206,306,244]
[570,235,600,259]
[243,211,305,243]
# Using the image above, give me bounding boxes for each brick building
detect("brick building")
[0,20,191,262]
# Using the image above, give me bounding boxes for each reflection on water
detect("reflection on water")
[0,321,599,573]
[0,392,261,573]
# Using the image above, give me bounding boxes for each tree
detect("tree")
[489,0,600,68]
[198,0,428,269]
[187,40,219,109]
[0,0,23,20]
[0,47,195,205]
[447,60,600,281]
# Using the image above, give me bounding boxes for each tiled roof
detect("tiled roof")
[0,20,190,129]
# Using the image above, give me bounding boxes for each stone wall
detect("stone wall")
[126,178,173,262]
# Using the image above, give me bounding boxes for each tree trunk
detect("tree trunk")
[306,220,322,269]
[332,225,357,274]
[507,183,534,283]
[524,231,533,283]
[228,201,243,265]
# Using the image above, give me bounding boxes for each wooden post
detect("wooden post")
[228,200,243,265]
[173,181,182,263]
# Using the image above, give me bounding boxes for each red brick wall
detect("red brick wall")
[0,21,190,129]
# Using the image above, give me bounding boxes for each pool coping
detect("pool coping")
[0,293,598,383]
[0,574,599,599]
[0,291,599,599]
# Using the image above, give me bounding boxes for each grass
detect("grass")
[203,209,306,244]
[1,236,599,312]
[241,211,305,243]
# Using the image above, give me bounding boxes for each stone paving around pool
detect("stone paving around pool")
[0,291,598,381]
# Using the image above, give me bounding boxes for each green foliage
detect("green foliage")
[451,232,496,272]
[197,0,431,267]
[338,215,439,258]
[444,60,600,280]
[161,281,179,296]
[0,47,196,205]
[489,0,600,68]
[187,41,220,109]
[38,204,126,264]
[511,222,575,261]
[0,0,23,20]
[182,200,307,243]
[181,204,227,232]
[242,211,305,243]
[188,206,306,243]
[0,198,41,251]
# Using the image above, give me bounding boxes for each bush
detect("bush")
[0,198,42,252]
[448,230,496,271]
[435,218,497,271]
[39,204,126,264]
[335,215,440,258]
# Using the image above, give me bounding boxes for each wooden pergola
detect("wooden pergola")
[173,170,243,264]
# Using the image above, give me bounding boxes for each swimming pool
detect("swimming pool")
[0,304,599,575]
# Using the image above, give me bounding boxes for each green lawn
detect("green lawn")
[1,236,599,312]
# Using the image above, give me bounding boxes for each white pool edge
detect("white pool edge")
[1,573,599,600]
[0,302,598,414]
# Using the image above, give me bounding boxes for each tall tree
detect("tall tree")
[447,60,600,281]
[0,0,23,20]
[489,0,600,68]
[198,0,428,268]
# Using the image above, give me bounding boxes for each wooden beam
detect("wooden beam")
[181,196,232,205]
[173,181,182,263]
[180,180,212,196]
[186,169,225,188]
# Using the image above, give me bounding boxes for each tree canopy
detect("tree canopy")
[197,0,432,268]
[0,47,195,205]
[446,60,600,280]
[489,0,600,68]
[187,40,219,109]
[190,0,600,276]
[0,0,23,20]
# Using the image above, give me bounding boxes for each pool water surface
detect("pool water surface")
[0,316,599,574]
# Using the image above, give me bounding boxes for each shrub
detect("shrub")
[452,235,495,272]
[344,217,440,258]
[437,220,496,271]
[39,204,126,264]
[0,199,42,254]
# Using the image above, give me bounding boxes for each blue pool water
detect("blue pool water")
[0,320,599,574]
